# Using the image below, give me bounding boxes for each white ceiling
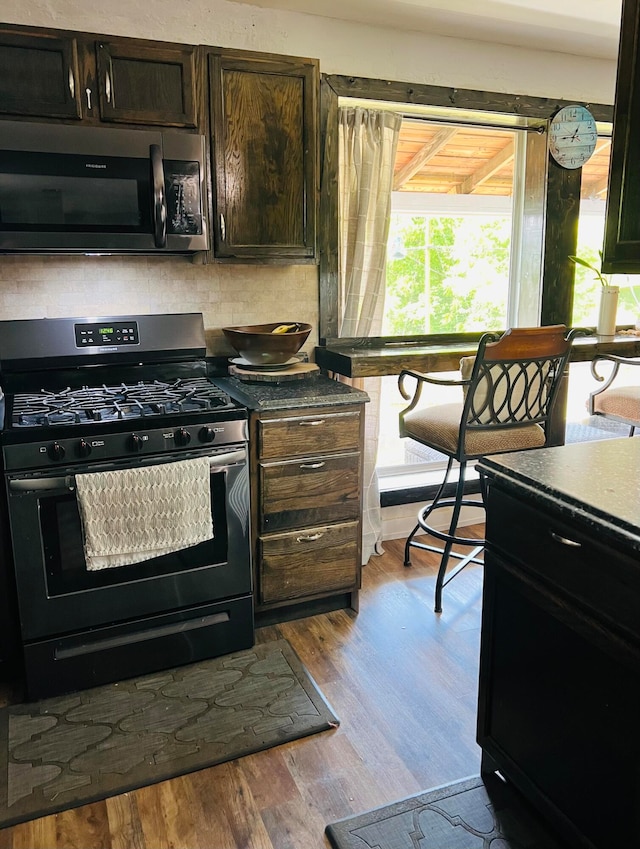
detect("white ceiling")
[225,0,623,59]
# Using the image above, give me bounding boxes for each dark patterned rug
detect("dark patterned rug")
[326,774,567,848]
[0,638,338,829]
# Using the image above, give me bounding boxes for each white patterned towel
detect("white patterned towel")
[75,457,214,571]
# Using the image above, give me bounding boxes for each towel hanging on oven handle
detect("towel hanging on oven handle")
[8,448,247,494]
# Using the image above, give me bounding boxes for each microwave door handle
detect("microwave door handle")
[150,144,167,248]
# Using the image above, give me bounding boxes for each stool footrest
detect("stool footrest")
[417,498,486,547]
[406,538,484,570]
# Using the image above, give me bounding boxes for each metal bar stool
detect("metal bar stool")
[589,354,640,436]
[398,325,580,613]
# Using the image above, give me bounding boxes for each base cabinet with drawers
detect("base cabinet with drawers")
[250,403,364,622]
[477,470,640,849]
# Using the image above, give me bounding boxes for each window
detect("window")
[384,121,520,336]
[320,77,614,502]
[372,112,542,472]
[378,119,620,473]
[572,133,640,329]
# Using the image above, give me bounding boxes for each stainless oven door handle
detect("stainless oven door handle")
[8,451,246,492]
[9,475,75,493]
[208,449,246,469]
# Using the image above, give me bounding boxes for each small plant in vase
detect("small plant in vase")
[569,250,619,337]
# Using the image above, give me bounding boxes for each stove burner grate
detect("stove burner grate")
[11,378,234,428]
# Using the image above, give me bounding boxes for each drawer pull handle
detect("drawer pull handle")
[299,461,325,470]
[550,531,582,548]
[299,420,325,426]
[296,533,324,542]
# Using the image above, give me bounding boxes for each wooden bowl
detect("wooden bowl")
[222,322,312,365]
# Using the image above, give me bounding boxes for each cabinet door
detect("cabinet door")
[478,552,640,849]
[602,0,640,272]
[209,50,318,261]
[0,30,82,120]
[96,41,197,127]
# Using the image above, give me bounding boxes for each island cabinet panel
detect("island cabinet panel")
[0,29,82,120]
[208,49,318,262]
[250,403,363,621]
[0,24,200,128]
[603,0,640,271]
[478,483,640,849]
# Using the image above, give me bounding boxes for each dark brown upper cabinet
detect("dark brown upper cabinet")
[208,49,318,262]
[602,0,640,272]
[0,29,83,120]
[0,25,199,129]
[95,40,197,127]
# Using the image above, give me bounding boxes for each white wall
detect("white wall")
[2,0,617,102]
[0,0,618,341]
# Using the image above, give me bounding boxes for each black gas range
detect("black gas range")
[0,313,254,699]
[0,313,246,468]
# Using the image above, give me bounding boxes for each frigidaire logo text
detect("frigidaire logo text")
[85,163,107,169]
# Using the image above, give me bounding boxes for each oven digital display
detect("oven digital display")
[74,321,140,347]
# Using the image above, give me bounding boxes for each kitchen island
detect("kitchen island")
[477,437,640,849]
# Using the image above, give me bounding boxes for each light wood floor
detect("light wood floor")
[0,528,485,849]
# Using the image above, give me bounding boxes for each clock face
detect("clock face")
[549,105,598,169]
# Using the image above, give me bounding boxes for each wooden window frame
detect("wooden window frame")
[318,74,613,346]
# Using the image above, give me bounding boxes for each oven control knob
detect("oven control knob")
[77,439,92,458]
[174,427,191,447]
[130,433,144,452]
[48,441,66,461]
[199,426,215,444]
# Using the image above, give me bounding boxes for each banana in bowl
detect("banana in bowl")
[222,322,312,365]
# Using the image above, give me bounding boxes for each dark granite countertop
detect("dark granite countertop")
[315,334,640,378]
[212,373,369,412]
[478,438,640,553]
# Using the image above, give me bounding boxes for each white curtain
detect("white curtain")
[338,106,402,564]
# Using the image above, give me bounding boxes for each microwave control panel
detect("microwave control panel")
[75,321,140,347]
[165,161,203,235]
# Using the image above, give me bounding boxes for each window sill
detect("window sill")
[379,465,481,508]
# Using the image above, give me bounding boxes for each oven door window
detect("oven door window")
[40,472,228,595]
[0,150,151,233]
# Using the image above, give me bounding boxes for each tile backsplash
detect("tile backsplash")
[0,256,320,357]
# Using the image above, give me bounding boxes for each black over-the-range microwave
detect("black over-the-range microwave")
[0,120,208,254]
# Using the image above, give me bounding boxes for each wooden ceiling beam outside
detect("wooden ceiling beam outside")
[392,121,610,199]
[457,139,515,195]
[392,127,458,190]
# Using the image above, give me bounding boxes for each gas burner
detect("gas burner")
[11,378,234,428]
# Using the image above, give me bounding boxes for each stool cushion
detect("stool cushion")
[592,386,640,424]
[403,403,546,458]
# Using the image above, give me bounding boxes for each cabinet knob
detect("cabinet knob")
[299,419,325,426]
[296,533,323,543]
[299,461,325,470]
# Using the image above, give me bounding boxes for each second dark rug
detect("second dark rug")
[0,638,338,829]
[326,773,567,848]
